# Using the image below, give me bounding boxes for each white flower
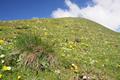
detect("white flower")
[1,60,4,63]
[0,54,5,58]
[83,75,87,79]
[7,66,12,70]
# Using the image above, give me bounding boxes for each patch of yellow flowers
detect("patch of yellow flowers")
[0,66,11,79]
[2,66,11,71]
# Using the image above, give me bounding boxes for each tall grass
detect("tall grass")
[13,31,56,71]
[14,32,42,52]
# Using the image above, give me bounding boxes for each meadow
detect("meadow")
[0,18,120,80]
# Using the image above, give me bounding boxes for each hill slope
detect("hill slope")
[0,18,120,80]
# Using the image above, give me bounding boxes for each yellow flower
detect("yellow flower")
[69,45,73,48]
[18,76,21,79]
[2,66,11,71]
[71,64,78,70]
[0,40,4,45]
[71,64,79,73]
[0,74,2,78]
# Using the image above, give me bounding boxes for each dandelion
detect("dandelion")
[0,74,2,78]
[0,54,5,58]
[2,66,11,71]
[17,76,21,80]
[0,39,4,45]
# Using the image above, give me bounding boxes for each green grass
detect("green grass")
[0,18,120,80]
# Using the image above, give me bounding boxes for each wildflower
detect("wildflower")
[0,54,5,58]
[17,76,21,80]
[71,64,78,73]
[1,60,4,63]
[0,40,4,45]
[69,45,73,48]
[71,64,78,69]
[0,74,2,78]
[83,75,87,80]
[2,66,11,71]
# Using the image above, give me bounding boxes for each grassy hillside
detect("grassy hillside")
[0,18,120,80]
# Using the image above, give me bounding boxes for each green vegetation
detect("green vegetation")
[0,18,120,80]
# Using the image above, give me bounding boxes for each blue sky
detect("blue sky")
[0,0,120,32]
[0,0,90,20]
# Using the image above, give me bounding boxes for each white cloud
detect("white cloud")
[51,0,120,31]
